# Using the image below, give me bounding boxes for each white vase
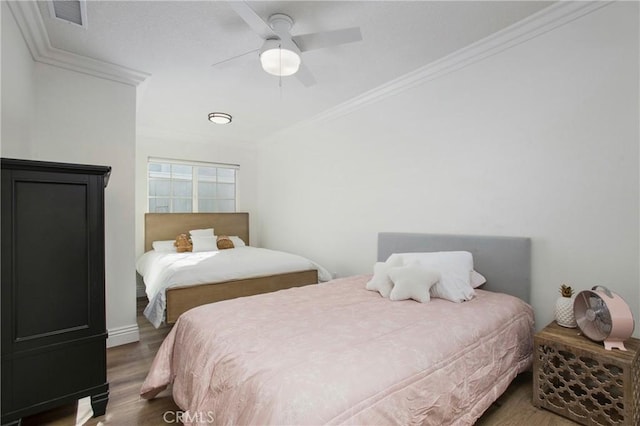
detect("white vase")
[555,296,577,328]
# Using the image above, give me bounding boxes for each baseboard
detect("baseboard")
[107,323,140,348]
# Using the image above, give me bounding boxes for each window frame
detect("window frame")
[147,157,239,213]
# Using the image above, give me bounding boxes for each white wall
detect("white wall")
[256,2,640,335]
[1,6,139,347]
[135,130,258,296]
[1,1,35,153]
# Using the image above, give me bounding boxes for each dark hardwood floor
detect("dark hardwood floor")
[21,299,578,425]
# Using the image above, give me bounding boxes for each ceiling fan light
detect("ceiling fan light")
[260,40,301,76]
[208,112,232,124]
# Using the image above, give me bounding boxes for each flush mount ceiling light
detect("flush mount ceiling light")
[208,112,232,124]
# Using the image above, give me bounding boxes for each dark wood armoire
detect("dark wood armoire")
[1,158,111,425]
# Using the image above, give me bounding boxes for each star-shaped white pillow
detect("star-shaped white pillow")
[388,265,440,303]
[365,256,403,297]
[388,251,476,302]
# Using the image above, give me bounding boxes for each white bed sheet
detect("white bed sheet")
[137,246,331,327]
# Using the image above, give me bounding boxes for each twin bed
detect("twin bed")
[139,225,535,425]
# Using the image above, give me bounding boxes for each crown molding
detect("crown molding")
[284,1,613,134]
[7,1,149,86]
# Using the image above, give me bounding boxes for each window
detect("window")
[148,159,237,213]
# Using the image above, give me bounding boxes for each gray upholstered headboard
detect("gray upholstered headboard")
[378,233,531,303]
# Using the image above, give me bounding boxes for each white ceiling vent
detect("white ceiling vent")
[48,0,87,28]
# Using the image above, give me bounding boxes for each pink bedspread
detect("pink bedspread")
[141,274,534,425]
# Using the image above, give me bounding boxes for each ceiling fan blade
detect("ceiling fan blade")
[211,48,259,67]
[295,63,316,87]
[227,1,276,39]
[292,27,362,52]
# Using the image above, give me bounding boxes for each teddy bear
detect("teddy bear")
[174,233,193,253]
[216,235,235,250]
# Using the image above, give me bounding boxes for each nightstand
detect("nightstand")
[532,322,639,425]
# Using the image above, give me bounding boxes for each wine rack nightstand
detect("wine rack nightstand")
[533,322,639,426]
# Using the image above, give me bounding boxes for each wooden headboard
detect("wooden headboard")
[144,213,250,252]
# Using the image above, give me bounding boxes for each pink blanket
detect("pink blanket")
[141,274,534,425]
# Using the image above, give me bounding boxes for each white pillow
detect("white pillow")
[191,235,218,252]
[388,265,440,303]
[229,236,246,247]
[365,262,394,297]
[152,240,176,253]
[189,228,214,237]
[365,256,403,297]
[471,270,487,288]
[387,251,476,303]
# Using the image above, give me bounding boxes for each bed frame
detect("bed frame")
[144,213,319,323]
[142,231,534,423]
[378,232,531,302]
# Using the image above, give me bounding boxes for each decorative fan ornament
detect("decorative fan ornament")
[573,286,635,351]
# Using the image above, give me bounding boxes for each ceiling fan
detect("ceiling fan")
[215,1,363,86]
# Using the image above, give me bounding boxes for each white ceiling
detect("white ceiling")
[36,1,553,143]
